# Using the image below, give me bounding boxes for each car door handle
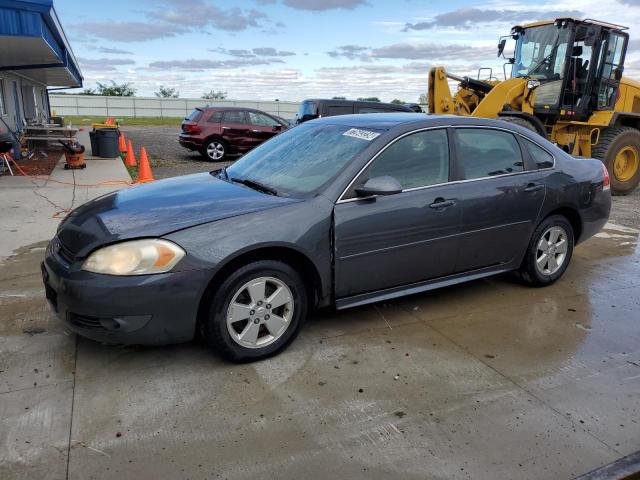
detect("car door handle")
[524,183,544,192]
[221,127,229,130]
[429,198,456,209]
[251,129,261,133]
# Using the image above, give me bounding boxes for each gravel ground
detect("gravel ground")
[120,125,237,179]
[121,125,638,228]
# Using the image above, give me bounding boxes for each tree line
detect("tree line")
[57,82,428,104]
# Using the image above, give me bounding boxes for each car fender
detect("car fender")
[164,196,335,305]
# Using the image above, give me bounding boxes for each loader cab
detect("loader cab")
[511,19,628,122]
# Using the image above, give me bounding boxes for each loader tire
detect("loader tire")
[500,116,540,135]
[592,127,640,196]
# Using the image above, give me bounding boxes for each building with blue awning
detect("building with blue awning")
[0,0,82,136]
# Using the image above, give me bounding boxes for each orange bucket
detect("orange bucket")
[64,151,86,169]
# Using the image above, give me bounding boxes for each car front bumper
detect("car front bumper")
[41,245,210,345]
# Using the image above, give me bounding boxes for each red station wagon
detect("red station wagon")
[179,107,289,161]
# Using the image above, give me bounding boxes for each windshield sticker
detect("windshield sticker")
[343,128,381,141]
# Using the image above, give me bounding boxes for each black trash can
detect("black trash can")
[95,128,119,158]
[89,131,99,157]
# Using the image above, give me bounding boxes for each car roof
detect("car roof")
[302,99,411,109]
[201,106,269,113]
[310,113,517,131]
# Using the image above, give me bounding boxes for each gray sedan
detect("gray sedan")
[42,114,611,361]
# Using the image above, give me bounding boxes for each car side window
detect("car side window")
[523,139,554,169]
[455,128,524,179]
[326,105,353,116]
[364,129,450,191]
[207,111,223,123]
[249,112,279,127]
[223,111,248,124]
[357,107,386,114]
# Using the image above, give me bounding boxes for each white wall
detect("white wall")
[49,95,301,120]
[0,71,49,134]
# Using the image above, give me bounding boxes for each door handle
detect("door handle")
[429,198,456,209]
[251,129,261,133]
[221,127,229,130]
[524,183,544,192]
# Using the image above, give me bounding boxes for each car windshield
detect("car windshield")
[514,24,570,80]
[224,123,380,197]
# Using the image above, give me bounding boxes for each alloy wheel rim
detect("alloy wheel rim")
[535,226,568,276]
[207,142,225,160]
[226,277,294,349]
[613,145,639,182]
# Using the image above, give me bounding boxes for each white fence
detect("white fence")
[49,95,301,120]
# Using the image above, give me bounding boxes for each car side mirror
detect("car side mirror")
[571,45,583,57]
[354,176,402,197]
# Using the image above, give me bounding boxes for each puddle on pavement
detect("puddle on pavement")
[589,222,640,259]
[0,241,58,337]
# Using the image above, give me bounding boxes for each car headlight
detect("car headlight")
[82,239,185,275]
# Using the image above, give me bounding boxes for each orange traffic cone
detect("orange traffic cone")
[118,133,127,154]
[137,147,154,183]
[125,139,137,167]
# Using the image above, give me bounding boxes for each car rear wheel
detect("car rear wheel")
[204,260,308,362]
[518,215,574,287]
[202,139,227,161]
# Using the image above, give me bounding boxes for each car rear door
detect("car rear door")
[452,127,547,272]
[247,111,283,148]
[334,128,461,298]
[221,110,252,150]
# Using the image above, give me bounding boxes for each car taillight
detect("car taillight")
[183,124,200,134]
[602,162,610,190]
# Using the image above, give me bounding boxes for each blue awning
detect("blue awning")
[0,0,83,87]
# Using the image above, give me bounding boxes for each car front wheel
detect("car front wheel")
[204,260,308,362]
[518,215,574,287]
[202,139,227,161]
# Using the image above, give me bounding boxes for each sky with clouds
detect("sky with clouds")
[57,0,640,101]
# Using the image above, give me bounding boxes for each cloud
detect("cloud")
[213,47,296,58]
[90,46,134,55]
[283,0,367,11]
[404,8,584,31]
[617,0,640,4]
[252,47,295,57]
[327,45,370,60]
[147,58,285,72]
[74,1,271,42]
[327,43,496,62]
[74,21,186,42]
[77,57,136,71]
[149,1,268,31]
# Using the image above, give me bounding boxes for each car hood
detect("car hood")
[57,173,299,256]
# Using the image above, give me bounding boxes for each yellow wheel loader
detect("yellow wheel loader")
[429,18,640,195]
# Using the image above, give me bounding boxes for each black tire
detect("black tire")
[204,260,308,362]
[201,138,227,162]
[500,116,540,135]
[518,215,574,287]
[592,127,640,195]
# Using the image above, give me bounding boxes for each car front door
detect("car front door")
[452,127,547,272]
[334,128,461,298]
[247,111,283,148]
[221,110,252,151]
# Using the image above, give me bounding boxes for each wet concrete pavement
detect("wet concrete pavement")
[1,219,638,479]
